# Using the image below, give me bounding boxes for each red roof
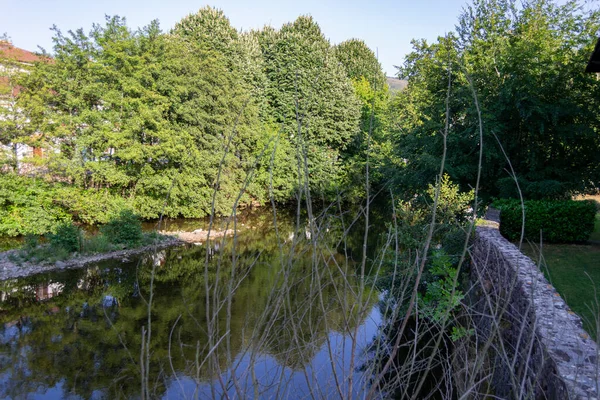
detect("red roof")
[0,41,42,63]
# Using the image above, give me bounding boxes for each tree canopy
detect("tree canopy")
[2,0,600,236]
[0,9,381,234]
[392,0,600,200]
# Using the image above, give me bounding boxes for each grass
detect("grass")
[520,212,600,339]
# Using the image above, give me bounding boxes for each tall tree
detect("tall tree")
[172,7,276,206]
[334,39,391,193]
[172,7,268,114]
[393,0,600,199]
[18,16,264,218]
[334,39,387,89]
[259,16,361,196]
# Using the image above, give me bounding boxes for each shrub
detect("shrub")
[82,234,113,253]
[20,245,71,263]
[48,223,82,253]
[426,174,475,224]
[100,210,143,248]
[494,199,597,243]
[23,234,40,252]
[0,174,138,236]
[0,174,71,236]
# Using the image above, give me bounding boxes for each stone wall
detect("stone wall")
[471,226,599,399]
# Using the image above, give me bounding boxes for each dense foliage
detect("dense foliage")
[47,222,82,253]
[2,0,600,239]
[334,39,392,196]
[0,175,71,236]
[0,174,130,236]
[391,0,600,200]
[495,198,597,242]
[99,209,143,247]
[1,10,372,235]
[255,16,362,196]
[16,16,267,219]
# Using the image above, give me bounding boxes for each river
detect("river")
[0,207,384,399]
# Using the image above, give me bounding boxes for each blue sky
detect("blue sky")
[1,0,470,76]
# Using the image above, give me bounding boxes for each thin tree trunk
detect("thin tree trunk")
[12,142,19,174]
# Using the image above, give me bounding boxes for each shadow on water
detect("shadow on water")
[362,312,457,400]
[0,207,384,399]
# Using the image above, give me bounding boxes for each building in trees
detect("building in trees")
[0,40,46,172]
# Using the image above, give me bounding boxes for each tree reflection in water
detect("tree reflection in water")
[0,209,381,399]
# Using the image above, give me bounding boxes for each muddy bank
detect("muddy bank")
[160,228,236,243]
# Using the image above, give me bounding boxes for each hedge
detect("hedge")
[493,199,597,243]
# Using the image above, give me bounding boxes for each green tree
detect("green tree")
[334,39,387,89]
[393,0,600,200]
[136,33,263,217]
[18,16,265,219]
[172,7,268,117]
[258,16,361,197]
[334,39,392,195]
[389,34,462,196]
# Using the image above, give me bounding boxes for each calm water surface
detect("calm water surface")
[0,209,381,399]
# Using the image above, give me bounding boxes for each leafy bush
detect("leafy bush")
[419,250,465,322]
[426,174,475,224]
[494,199,597,243]
[48,223,82,253]
[0,174,135,236]
[100,210,143,248]
[391,174,475,252]
[23,234,40,252]
[0,174,71,236]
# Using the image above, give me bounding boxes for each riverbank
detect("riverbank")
[0,237,184,281]
[159,228,237,243]
[0,226,240,281]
